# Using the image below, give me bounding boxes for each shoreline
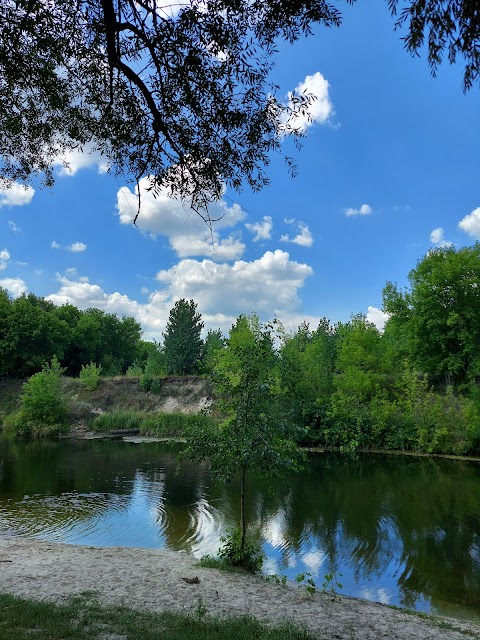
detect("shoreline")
[0,537,479,639]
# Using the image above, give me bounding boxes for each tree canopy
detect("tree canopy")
[383,243,480,388]
[1,1,477,217]
[0,0,347,214]
[163,298,204,375]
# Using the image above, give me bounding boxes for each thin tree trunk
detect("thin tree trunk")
[240,465,246,552]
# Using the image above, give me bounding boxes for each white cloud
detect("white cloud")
[53,147,109,176]
[117,177,246,260]
[245,216,273,242]
[429,227,453,247]
[66,242,87,253]
[46,250,313,339]
[65,267,77,277]
[0,248,10,271]
[344,204,373,217]
[0,277,27,297]
[51,240,61,249]
[284,72,334,133]
[156,249,313,323]
[0,182,35,207]
[8,221,21,233]
[366,306,390,332]
[280,219,313,247]
[458,207,480,240]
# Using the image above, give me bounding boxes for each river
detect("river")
[0,437,479,619]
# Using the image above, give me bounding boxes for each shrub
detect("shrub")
[217,528,264,573]
[125,360,143,377]
[4,357,68,437]
[79,362,102,391]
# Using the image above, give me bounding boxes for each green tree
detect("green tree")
[184,314,301,560]
[0,287,13,375]
[2,2,475,213]
[0,0,345,209]
[202,328,226,374]
[327,314,395,450]
[5,294,70,377]
[278,318,337,435]
[163,299,204,375]
[383,244,480,388]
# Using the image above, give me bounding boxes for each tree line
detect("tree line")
[187,244,480,457]
[2,243,480,455]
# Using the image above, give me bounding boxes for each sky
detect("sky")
[1,2,479,341]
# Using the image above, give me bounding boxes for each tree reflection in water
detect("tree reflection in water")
[0,440,479,618]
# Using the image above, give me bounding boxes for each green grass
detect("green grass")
[91,409,215,437]
[0,592,315,640]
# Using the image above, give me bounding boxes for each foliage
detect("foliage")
[139,344,167,391]
[184,314,303,562]
[4,356,68,437]
[295,572,317,596]
[79,362,102,391]
[125,359,143,377]
[265,573,287,587]
[387,0,480,91]
[164,299,204,376]
[0,291,143,378]
[202,328,226,374]
[0,0,346,214]
[278,318,337,437]
[322,572,343,599]
[217,528,264,573]
[383,244,480,389]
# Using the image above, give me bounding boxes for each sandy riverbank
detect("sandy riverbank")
[0,537,479,639]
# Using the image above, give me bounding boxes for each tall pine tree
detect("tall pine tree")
[163,299,204,375]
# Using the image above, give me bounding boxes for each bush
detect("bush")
[414,386,480,455]
[125,360,143,377]
[79,362,102,391]
[217,528,264,573]
[4,356,68,437]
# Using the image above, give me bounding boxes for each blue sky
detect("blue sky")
[1,2,479,340]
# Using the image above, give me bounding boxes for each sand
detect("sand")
[0,536,479,639]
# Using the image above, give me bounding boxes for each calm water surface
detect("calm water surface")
[1,438,479,619]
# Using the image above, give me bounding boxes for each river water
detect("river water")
[0,438,479,618]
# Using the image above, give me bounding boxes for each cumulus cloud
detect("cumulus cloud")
[280,219,313,247]
[284,72,334,133]
[366,306,390,332]
[66,242,87,253]
[117,177,246,260]
[344,204,373,217]
[0,277,27,297]
[458,207,480,240]
[0,182,35,207]
[0,248,10,271]
[245,216,273,242]
[51,240,61,249]
[46,250,313,339]
[156,250,313,320]
[53,147,109,176]
[429,227,453,247]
